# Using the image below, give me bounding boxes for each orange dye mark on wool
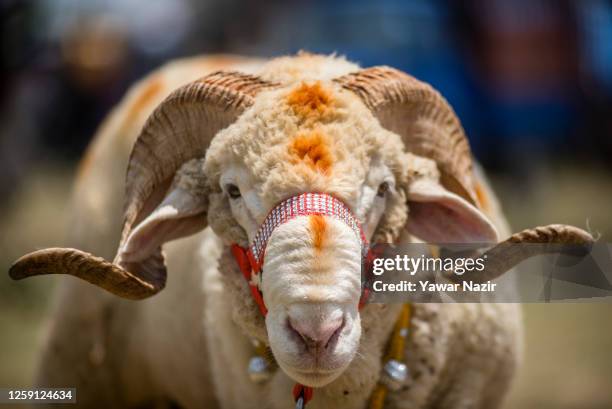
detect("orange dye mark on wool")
[286,82,333,119]
[310,215,327,250]
[75,148,96,182]
[126,76,164,124]
[474,182,490,211]
[290,131,333,174]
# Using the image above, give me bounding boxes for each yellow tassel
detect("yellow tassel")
[368,384,387,409]
[368,304,412,409]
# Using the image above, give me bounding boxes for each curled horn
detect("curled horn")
[9,71,278,300]
[335,68,596,280]
[334,66,477,205]
[448,224,595,284]
[9,248,164,300]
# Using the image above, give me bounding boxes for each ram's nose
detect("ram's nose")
[288,309,344,353]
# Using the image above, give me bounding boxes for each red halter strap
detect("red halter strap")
[231,192,374,407]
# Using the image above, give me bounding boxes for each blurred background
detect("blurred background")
[1,0,611,408]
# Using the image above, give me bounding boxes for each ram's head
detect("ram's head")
[10,62,592,387]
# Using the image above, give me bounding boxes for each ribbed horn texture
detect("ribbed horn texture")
[120,71,279,248]
[449,224,594,284]
[9,248,164,300]
[9,71,278,299]
[334,66,477,205]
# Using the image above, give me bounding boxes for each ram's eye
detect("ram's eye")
[226,184,241,199]
[376,182,389,197]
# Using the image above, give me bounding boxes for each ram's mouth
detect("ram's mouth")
[285,366,349,387]
[273,341,357,387]
[280,355,350,374]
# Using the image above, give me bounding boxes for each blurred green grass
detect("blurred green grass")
[0,163,611,407]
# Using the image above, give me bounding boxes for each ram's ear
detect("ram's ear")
[118,186,207,263]
[406,179,498,243]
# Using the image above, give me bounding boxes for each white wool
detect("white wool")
[35,53,522,409]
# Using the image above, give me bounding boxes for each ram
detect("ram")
[10,53,592,409]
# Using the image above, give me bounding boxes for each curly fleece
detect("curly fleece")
[201,54,521,408]
[33,53,522,409]
[204,72,411,246]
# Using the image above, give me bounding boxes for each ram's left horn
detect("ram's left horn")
[447,224,594,283]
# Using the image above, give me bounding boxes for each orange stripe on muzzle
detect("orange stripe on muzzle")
[309,214,327,250]
[230,192,375,409]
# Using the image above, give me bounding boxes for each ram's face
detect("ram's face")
[13,60,532,390]
[205,82,406,386]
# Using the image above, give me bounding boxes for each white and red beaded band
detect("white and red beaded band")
[250,193,369,268]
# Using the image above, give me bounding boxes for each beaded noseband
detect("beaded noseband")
[231,192,374,407]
